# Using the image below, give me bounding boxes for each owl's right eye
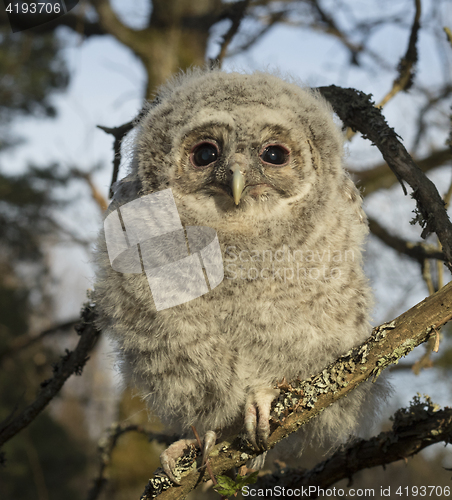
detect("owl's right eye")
[190,142,219,167]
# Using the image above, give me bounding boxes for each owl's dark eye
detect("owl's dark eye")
[190,142,219,167]
[260,145,289,165]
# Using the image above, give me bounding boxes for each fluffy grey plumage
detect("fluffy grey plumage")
[94,68,387,479]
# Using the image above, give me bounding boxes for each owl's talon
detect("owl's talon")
[258,428,269,451]
[202,430,217,465]
[160,438,197,485]
[245,388,280,452]
[161,459,180,485]
[244,401,259,451]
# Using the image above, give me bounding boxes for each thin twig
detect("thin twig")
[226,10,285,58]
[97,121,135,198]
[211,0,251,68]
[377,0,421,108]
[349,147,452,197]
[422,259,436,295]
[0,304,100,448]
[309,0,363,65]
[0,319,79,362]
[87,423,176,500]
[411,84,452,154]
[346,0,421,140]
[444,27,452,46]
[71,168,108,212]
[368,217,446,263]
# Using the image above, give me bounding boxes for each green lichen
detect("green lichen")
[141,444,198,499]
[391,393,440,430]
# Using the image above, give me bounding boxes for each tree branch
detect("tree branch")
[211,0,251,67]
[412,85,452,154]
[70,168,109,212]
[140,281,452,499]
[97,121,134,198]
[88,423,177,500]
[444,27,452,47]
[318,85,452,270]
[225,10,285,58]
[0,318,79,362]
[255,400,452,495]
[349,148,452,197]
[376,0,420,108]
[309,0,363,65]
[368,217,446,263]
[0,303,100,448]
[345,0,420,141]
[90,0,142,49]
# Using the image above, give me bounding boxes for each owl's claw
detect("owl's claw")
[245,388,280,452]
[160,438,197,485]
[160,431,218,485]
[244,401,259,450]
[202,430,217,466]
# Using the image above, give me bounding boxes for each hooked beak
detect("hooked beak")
[231,167,245,205]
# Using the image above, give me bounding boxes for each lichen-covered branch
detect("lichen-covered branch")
[318,85,452,270]
[0,303,100,448]
[255,398,452,494]
[140,281,452,499]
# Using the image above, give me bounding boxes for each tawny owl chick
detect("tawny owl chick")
[94,68,385,483]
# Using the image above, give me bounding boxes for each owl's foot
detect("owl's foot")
[160,438,197,484]
[160,431,217,485]
[244,388,280,452]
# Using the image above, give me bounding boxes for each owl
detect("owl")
[94,68,387,483]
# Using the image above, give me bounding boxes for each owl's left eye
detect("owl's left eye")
[260,145,290,166]
[190,142,219,167]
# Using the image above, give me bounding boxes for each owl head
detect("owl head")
[130,69,347,226]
